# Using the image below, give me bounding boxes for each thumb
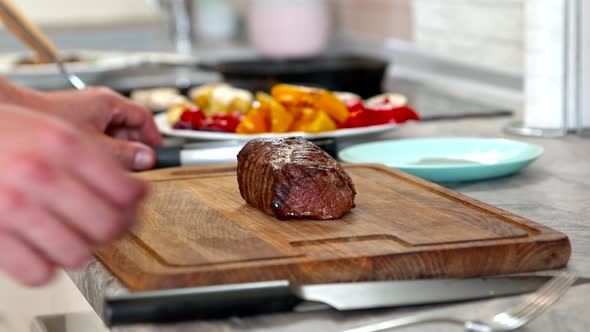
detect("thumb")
[100,136,156,171]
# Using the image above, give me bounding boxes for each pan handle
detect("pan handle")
[195,61,219,72]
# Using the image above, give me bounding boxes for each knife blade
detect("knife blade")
[105,275,589,326]
[153,138,339,169]
[154,141,244,168]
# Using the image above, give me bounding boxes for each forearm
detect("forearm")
[0,76,47,109]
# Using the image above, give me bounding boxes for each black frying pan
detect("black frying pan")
[197,55,388,98]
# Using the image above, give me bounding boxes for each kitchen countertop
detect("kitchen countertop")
[66,117,590,332]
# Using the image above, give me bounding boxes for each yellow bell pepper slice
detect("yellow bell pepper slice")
[289,109,336,133]
[271,84,349,124]
[256,92,294,133]
[304,110,337,133]
[271,105,294,133]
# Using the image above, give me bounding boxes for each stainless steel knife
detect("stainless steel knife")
[153,138,339,168]
[105,275,588,326]
[153,141,245,168]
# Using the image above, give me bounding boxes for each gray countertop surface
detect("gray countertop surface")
[67,116,590,332]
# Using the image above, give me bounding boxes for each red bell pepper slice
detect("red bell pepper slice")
[341,99,420,128]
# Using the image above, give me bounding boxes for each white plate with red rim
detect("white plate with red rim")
[154,112,401,141]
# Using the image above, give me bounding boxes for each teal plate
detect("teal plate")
[338,138,544,182]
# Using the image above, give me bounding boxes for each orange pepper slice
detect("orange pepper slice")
[271,84,349,124]
[289,108,316,132]
[235,106,269,134]
[270,103,294,133]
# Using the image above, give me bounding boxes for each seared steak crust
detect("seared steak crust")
[237,137,356,220]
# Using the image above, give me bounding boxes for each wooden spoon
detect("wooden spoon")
[0,0,58,63]
[0,0,86,89]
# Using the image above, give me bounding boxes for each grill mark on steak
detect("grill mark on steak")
[237,137,356,220]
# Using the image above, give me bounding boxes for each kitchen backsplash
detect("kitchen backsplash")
[1,0,525,75]
[334,0,413,42]
[0,0,158,26]
[414,0,524,75]
[335,0,525,75]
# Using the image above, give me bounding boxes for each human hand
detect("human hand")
[0,106,148,286]
[38,87,164,171]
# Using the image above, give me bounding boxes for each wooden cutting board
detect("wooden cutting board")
[97,164,571,292]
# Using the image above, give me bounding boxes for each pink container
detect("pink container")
[247,0,331,59]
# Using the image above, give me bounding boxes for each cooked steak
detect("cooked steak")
[237,137,356,220]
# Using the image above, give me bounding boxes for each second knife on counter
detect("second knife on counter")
[105,275,588,326]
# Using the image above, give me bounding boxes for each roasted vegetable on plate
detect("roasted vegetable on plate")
[166,83,420,134]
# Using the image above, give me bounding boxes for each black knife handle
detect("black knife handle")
[311,138,338,159]
[105,281,301,326]
[153,146,182,169]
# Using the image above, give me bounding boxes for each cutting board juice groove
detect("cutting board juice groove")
[97,164,570,291]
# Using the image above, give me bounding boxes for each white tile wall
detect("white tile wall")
[1,0,528,75]
[0,0,158,27]
[334,0,525,74]
[334,0,413,41]
[413,0,525,74]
